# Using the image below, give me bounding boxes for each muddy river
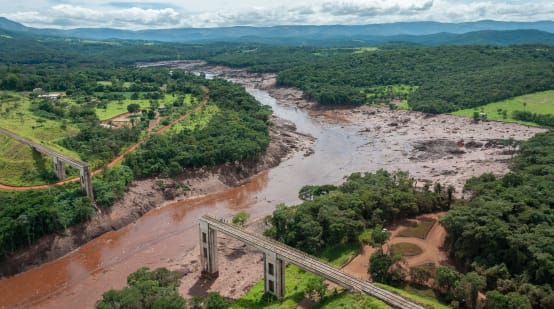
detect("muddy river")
[0,65,545,308]
[0,76,383,309]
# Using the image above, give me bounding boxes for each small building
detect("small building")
[38,93,66,99]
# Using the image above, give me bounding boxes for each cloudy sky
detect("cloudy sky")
[2,0,553,29]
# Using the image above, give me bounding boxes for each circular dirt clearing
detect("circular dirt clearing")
[392,242,423,256]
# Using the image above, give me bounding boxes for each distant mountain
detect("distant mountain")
[0,17,29,32]
[1,17,554,46]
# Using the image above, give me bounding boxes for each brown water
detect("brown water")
[0,81,378,308]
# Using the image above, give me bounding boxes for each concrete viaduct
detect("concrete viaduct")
[0,127,94,199]
[199,215,425,309]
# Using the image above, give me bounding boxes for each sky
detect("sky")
[1,0,553,30]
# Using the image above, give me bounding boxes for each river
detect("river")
[1,65,542,308]
[0,75,378,309]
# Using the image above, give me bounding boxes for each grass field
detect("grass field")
[0,92,83,185]
[375,283,449,309]
[398,218,436,239]
[318,242,360,267]
[392,243,423,256]
[452,90,554,126]
[316,292,391,308]
[170,103,219,133]
[95,93,195,121]
[95,98,151,121]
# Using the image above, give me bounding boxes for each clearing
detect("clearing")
[452,90,554,126]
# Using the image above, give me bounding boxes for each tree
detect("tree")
[435,266,461,293]
[473,111,480,122]
[203,292,231,309]
[232,211,250,226]
[127,103,141,114]
[96,267,186,309]
[452,272,485,309]
[304,276,327,301]
[371,225,390,251]
[369,250,404,284]
[483,291,531,309]
[410,266,432,287]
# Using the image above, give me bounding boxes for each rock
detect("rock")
[465,140,483,149]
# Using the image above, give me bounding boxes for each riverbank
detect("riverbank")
[0,115,313,277]
[1,62,548,309]
[155,61,548,301]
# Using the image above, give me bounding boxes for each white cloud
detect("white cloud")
[2,0,554,29]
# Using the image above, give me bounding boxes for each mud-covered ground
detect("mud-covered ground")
[2,61,548,307]
[154,61,548,301]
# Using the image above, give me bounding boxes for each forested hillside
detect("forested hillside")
[440,131,554,308]
[212,45,554,113]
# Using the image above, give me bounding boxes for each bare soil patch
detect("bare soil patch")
[343,213,449,280]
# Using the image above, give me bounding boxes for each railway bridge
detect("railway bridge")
[199,215,424,309]
[0,127,94,198]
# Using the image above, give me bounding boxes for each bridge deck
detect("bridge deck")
[201,215,425,309]
[0,127,87,169]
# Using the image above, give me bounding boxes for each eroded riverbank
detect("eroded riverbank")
[0,62,547,308]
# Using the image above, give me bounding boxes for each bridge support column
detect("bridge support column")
[52,156,65,180]
[79,166,94,199]
[199,221,219,277]
[264,251,285,298]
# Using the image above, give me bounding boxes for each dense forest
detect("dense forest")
[124,78,270,178]
[262,131,554,308]
[212,45,554,113]
[512,110,554,128]
[3,31,553,114]
[0,38,272,260]
[264,170,452,254]
[440,131,554,308]
[0,165,132,258]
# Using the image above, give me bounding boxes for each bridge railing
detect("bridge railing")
[201,215,424,309]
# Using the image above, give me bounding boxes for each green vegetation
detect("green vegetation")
[232,251,386,309]
[170,104,220,133]
[375,283,450,309]
[124,78,271,178]
[317,242,359,267]
[0,165,133,258]
[265,170,453,254]
[96,267,186,309]
[392,243,423,256]
[231,211,250,226]
[440,131,554,308]
[315,292,390,309]
[452,90,554,126]
[0,91,80,154]
[0,38,273,263]
[211,45,554,113]
[397,218,436,239]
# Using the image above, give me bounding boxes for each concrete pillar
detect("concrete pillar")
[52,156,65,180]
[79,166,94,199]
[264,251,285,298]
[199,221,219,277]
